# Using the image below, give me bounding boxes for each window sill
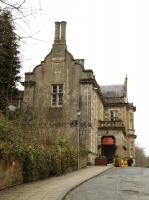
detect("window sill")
[51,106,63,108]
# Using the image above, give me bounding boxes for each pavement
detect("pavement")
[65,167,149,200]
[0,165,112,200]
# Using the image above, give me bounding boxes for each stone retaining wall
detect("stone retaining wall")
[0,159,23,190]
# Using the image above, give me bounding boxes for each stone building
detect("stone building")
[99,80,136,163]
[22,22,136,165]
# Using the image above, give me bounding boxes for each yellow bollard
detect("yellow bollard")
[124,160,128,167]
[120,159,124,167]
[120,159,128,167]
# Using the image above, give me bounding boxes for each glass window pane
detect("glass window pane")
[110,110,118,121]
[58,94,63,105]
[51,84,63,107]
[52,94,57,106]
[52,100,56,106]
[53,85,57,93]
[53,94,57,98]
[110,111,114,120]
[59,84,63,93]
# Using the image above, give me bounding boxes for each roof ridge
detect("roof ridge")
[101,84,124,87]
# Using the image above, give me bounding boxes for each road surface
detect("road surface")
[65,167,149,200]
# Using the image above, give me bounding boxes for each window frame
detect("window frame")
[110,110,118,121]
[129,112,134,130]
[51,84,63,107]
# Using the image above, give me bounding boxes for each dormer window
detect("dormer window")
[51,84,63,107]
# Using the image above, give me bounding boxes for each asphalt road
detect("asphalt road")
[65,167,149,200]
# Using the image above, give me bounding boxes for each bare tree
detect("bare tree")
[0,0,42,39]
[0,0,25,11]
[135,144,148,167]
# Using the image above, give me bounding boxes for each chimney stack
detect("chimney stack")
[54,21,60,41]
[54,21,66,44]
[61,21,66,43]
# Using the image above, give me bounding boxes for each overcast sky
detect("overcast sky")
[13,0,149,155]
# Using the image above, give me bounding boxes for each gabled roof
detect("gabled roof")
[100,85,126,98]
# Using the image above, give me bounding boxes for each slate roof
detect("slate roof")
[100,85,126,98]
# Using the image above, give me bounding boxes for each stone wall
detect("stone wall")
[104,105,136,160]
[80,156,88,168]
[80,83,104,164]
[0,159,23,190]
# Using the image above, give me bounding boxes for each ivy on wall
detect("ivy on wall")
[0,114,87,182]
[0,139,79,181]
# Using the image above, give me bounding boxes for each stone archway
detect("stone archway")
[101,136,116,163]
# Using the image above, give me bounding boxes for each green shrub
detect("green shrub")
[0,139,79,181]
[0,116,80,182]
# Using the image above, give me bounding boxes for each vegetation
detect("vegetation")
[135,145,149,167]
[0,114,82,182]
[0,10,21,112]
[0,1,86,184]
[0,140,79,181]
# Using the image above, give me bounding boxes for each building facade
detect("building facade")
[22,22,136,165]
[99,81,136,163]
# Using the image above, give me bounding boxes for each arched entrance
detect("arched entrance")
[101,136,116,163]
